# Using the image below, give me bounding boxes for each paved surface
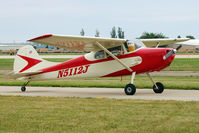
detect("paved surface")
[0,86,198,101]
[0,55,199,59]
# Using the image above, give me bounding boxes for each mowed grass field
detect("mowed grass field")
[0,58,199,71]
[0,57,198,132]
[164,58,199,71]
[0,95,199,133]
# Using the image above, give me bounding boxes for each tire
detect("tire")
[124,84,136,95]
[153,82,164,93]
[21,86,26,92]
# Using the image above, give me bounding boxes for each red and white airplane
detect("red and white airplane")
[11,34,188,95]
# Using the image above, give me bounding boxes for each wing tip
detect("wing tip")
[28,34,52,42]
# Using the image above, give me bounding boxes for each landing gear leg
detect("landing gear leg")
[124,72,136,95]
[21,80,30,92]
[146,73,164,93]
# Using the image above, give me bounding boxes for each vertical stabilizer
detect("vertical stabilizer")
[14,45,43,73]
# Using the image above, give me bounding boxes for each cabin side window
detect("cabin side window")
[107,46,123,57]
[95,50,105,59]
[94,45,124,59]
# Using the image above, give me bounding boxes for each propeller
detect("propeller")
[163,45,182,60]
[176,45,182,50]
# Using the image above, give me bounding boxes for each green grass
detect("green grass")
[0,95,199,133]
[0,59,14,70]
[1,75,199,90]
[176,52,199,55]
[44,58,71,62]
[0,58,199,71]
[0,58,71,70]
[164,58,199,71]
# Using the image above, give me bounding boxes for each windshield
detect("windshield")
[125,39,146,52]
[94,39,146,59]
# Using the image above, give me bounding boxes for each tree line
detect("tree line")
[80,27,196,39]
[80,26,125,39]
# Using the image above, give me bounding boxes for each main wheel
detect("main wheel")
[21,86,26,92]
[153,82,164,93]
[124,84,136,95]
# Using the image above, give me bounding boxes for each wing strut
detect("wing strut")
[95,41,133,72]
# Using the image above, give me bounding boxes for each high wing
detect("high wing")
[141,38,190,47]
[28,34,190,50]
[28,34,126,51]
[176,39,199,45]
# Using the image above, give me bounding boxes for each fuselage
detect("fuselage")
[30,47,175,80]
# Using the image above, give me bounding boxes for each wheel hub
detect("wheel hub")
[127,87,132,93]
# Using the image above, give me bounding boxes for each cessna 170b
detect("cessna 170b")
[11,34,188,95]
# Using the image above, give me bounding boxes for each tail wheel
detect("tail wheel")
[153,82,164,93]
[21,86,26,92]
[124,84,136,95]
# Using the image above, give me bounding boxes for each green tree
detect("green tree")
[95,29,100,37]
[138,32,167,39]
[110,26,117,38]
[186,35,195,39]
[177,35,181,38]
[80,28,85,36]
[117,27,125,39]
[121,31,124,39]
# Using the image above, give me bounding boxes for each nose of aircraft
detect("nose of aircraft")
[163,45,182,60]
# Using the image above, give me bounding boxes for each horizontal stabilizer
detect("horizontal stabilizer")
[7,71,42,79]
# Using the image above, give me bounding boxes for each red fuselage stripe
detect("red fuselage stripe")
[18,55,42,73]
[39,48,174,76]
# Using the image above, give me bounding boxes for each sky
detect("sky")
[0,0,199,42]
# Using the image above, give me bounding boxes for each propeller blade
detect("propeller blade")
[163,50,175,60]
[176,45,182,51]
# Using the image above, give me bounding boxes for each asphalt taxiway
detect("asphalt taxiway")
[0,86,198,101]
